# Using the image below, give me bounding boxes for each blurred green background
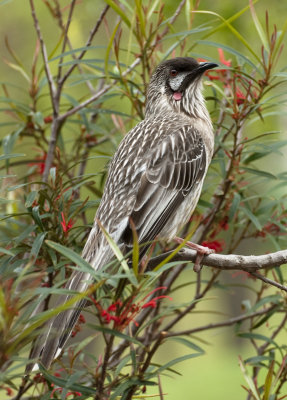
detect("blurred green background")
[0,0,286,399]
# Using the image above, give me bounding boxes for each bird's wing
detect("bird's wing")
[27,126,206,372]
[122,125,207,254]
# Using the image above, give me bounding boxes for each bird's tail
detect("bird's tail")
[26,270,92,373]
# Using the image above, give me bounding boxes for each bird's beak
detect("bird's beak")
[197,62,219,74]
[179,61,218,93]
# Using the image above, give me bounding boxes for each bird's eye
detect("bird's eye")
[170,70,178,77]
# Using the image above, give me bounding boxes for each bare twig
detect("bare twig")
[58,57,141,121]
[58,4,110,88]
[164,304,279,338]
[249,271,287,292]
[56,0,77,83]
[29,0,56,114]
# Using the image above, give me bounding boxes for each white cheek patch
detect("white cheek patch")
[169,72,188,91]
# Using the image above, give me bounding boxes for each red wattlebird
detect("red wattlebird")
[28,57,217,370]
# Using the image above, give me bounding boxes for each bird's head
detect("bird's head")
[146,57,218,118]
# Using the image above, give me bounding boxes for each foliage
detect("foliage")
[0,0,287,399]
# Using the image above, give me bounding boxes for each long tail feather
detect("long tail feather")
[26,271,91,372]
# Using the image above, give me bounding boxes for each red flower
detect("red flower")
[235,87,246,105]
[142,295,172,309]
[28,150,47,175]
[71,313,86,337]
[60,211,74,233]
[218,48,232,67]
[201,239,224,252]
[1,387,13,397]
[95,287,172,330]
[44,115,53,123]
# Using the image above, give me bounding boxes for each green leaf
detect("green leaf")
[263,360,275,400]
[30,232,46,259]
[245,355,274,366]
[31,205,45,231]
[250,294,282,312]
[87,324,144,347]
[50,45,107,61]
[249,0,269,51]
[238,356,261,400]
[238,332,283,356]
[198,40,259,70]
[241,167,277,180]
[167,337,205,354]
[191,9,261,63]
[98,221,137,285]
[40,366,97,396]
[241,206,262,230]
[149,353,203,377]
[105,20,121,79]
[45,240,96,276]
[0,153,25,162]
[229,192,241,221]
[252,308,278,330]
[0,247,15,256]
[104,0,131,28]
[8,282,102,353]
[25,191,38,208]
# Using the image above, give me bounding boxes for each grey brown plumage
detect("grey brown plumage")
[28,57,217,371]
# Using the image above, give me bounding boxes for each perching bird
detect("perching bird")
[29,57,217,370]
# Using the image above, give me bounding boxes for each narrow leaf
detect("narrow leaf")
[45,240,96,276]
[263,360,274,400]
[249,0,269,50]
[30,232,46,259]
[104,0,131,28]
[98,221,137,285]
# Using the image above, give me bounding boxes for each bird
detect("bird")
[28,56,218,371]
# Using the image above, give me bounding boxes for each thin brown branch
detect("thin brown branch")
[96,333,115,400]
[258,312,287,356]
[29,0,56,115]
[164,304,278,338]
[58,4,110,88]
[56,0,77,83]
[249,271,287,293]
[58,57,141,121]
[42,118,64,182]
[159,0,187,39]
[162,270,220,333]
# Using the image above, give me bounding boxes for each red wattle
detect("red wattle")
[173,92,182,101]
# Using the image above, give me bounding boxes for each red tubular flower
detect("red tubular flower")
[97,287,172,330]
[218,48,232,67]
[60,211,74,233]
[28,150,47,175]
[142,295,173,309]
[44,115,53,123]
[79,314,86,324]
[235,87,246,105]
[201,239,225,252]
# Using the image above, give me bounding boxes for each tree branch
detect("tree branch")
[148,248,287,271]
[58,4,110,88]
[58,57,141,121]
[147,248,287,291]
[164,304,279,338]
[29,0,56,114]
[56,0,77,83]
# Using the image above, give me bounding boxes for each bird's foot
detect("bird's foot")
[174,237,214,272]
